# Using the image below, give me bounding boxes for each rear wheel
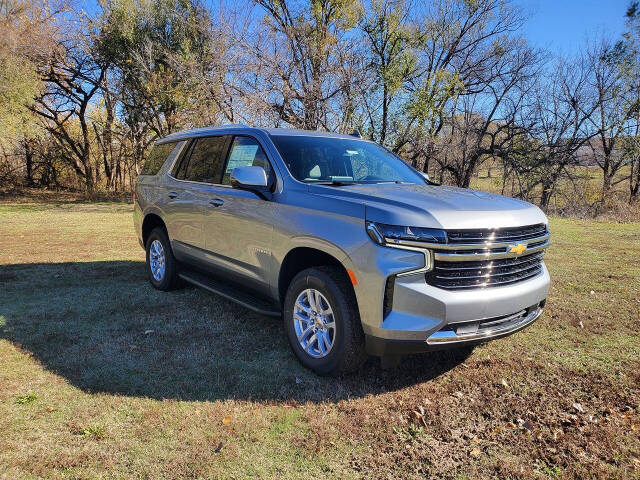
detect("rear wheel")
[283,266,367,375]
[145,227,180,291]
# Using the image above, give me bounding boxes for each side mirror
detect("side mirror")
[230,165,268,189]
[230,165,272,199]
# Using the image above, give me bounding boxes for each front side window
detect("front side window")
[270,135,423,184]
[179,136,229,183]
[221,136,272,185]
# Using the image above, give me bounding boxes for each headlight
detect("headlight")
[366,221,447,246]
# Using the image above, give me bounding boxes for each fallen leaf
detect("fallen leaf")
[470,447,481,458]
[222,415,232,424]
[501,378,509,388]
[516,418,533,431]
[573,402,585,413]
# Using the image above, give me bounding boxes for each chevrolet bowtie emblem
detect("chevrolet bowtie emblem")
[508,243,527,255]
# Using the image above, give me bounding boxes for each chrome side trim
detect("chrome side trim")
[426,307,542,345]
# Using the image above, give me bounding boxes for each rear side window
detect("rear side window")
[221,136,272,185]
[179,136,229,183]
[141,142,180,176]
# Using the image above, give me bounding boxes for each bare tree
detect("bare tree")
[504,53,599,209]
[389,0,529,157]
[429,40,542,188]
[584,38,636,207]
[32,31,107,192]
[360,0,418,144]
[234,0,361,130]
[621,117,640,201]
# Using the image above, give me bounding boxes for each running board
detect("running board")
[178,270,281,317]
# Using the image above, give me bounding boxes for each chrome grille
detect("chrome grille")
[426,252,544,289]
[446,223,548,244]
[425,224,549,290]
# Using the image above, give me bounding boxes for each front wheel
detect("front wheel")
[145,227,180,291]
[283,267,367,375]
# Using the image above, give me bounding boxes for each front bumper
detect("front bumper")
[351,246,550,356]
[365,302,544,356]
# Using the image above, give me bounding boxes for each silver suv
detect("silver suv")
[134,125,550,375]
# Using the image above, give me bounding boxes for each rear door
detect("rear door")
[164,135,230,262]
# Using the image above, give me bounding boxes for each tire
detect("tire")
[283,266,367,375]
[145,227,181,291]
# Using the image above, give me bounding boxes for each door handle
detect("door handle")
[209,198,224,207]
[168,191,179,199]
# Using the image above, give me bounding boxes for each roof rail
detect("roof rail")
[217,123,251,128]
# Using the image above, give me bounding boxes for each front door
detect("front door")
[202,136,277,294]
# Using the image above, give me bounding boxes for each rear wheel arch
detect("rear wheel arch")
[142,213,167,246]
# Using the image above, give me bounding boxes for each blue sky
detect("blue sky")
[517,0,630,54]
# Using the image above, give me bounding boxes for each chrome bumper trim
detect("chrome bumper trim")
[426,307,543,345]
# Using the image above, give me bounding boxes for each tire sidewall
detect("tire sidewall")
[145,228,174,290]
[284,270,351,374]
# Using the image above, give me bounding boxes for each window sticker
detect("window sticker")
[226,145,259,171]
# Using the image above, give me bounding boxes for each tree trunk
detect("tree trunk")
[630,159,640,202]
[602,160,613,202]
[460,155,480,188]
[380,83,388,145]
[539,180,554,210]
[24,139,34,186]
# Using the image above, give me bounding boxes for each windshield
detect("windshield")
[270,135,423,184]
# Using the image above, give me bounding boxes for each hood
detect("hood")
[308,183,547,229]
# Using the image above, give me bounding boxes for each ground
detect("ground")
[0,199,638,479]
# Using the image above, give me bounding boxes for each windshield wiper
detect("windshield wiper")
[312,180,358,186]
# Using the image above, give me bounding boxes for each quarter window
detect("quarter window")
[141,142,181,176]
[221,137,272,185]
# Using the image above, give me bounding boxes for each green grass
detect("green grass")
[15,393,37,405]
[0,200,639,479]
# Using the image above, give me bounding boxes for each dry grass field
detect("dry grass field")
[0,198,639,479]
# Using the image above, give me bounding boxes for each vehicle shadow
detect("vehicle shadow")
[0,260,472,403]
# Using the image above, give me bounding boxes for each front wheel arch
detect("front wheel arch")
[277,247,356,309]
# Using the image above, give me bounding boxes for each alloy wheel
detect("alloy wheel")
[293,288,336,358]
[149,239,166,281]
